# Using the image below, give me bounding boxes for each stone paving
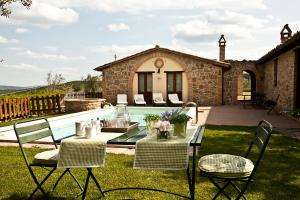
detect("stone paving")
[197,105,300,139]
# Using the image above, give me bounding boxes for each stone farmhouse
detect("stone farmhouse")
[94,24,300,112]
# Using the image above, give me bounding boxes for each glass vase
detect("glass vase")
[173,122,187,138]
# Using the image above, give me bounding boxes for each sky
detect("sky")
[0,0,299,86]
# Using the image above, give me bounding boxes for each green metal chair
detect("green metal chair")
[14,118,83,199]
[198,120,272,200]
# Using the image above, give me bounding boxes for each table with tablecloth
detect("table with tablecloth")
[134,126,198,170]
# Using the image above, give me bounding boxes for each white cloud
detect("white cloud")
[0,0,266,28]
[0,2,79,28]
[0,35,19,44]
[15,28,29,33]
[107,23,130,32]
[21,50,86,61]
[15,0,266,15]
[51,67,77,75]
[54,0,265,13]
[43,46,58,51]
[89,44,153,58]
[1,63,41,71]
[8,47,24,51]
[171,10,268,43]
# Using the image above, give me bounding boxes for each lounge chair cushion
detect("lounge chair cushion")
[118,101,128,104]
[154,97,163,102]
[199,154,254,178]
[136,98,144,102]
[33,149,59,165]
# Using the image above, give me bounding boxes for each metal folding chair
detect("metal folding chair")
[14,118,83,199]
[199,120,273,200]
[265,94,280,114]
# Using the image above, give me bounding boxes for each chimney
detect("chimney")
[218,34,226,62]
[280,24,292,43]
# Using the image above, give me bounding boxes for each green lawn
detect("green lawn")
[0,125,299,199]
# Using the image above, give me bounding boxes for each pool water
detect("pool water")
[52,107,191,140]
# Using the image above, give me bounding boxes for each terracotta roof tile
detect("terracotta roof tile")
[257,31,300,64]
[94,46,230,71]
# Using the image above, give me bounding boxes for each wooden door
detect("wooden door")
[296,50,300,108]
[138,72,153,103]
[166,72,183,101]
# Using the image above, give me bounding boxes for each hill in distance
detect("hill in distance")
[0,85,29,90]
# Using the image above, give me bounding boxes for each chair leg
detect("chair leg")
[229,182,247,200]
[235,181,251,200]
[209,177,231,200]
[29,167,56,200]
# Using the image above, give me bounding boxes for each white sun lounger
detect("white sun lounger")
[153,93,166,105]
[168,93,184,105]
[117,94,128,105]
[134,94,146,105]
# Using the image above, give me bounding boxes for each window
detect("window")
[274,59,278,87]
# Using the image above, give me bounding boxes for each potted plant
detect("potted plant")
[161,109,191,137]
[144,114,160,137]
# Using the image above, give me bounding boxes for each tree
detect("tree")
[1,0,32,17]
[82,74,101,93]
[46,72,65,91]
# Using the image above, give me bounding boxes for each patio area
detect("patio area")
[197,105,300,139]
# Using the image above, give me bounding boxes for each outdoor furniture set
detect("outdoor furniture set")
[13,116,273,200]
[242,92,280,114]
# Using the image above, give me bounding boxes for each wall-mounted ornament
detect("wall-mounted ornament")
[154,58,164,73]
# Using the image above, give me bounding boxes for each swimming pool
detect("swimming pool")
[52,107,195,140]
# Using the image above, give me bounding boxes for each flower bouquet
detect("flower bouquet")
[144,109,192,139]
[144,114,160,137]
[153,120,173,140]
[161,109,191,138]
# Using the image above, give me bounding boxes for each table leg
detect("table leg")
[89,168,105,197]
[82,168,91,200]
[191,145,196,200]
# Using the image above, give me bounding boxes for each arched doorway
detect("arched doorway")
[237,70,256,100]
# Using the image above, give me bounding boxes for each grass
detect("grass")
[0,125,299,199]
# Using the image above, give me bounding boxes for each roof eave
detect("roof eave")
[93,47,230,71]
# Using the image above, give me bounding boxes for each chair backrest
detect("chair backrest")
[274,94,280,102]
[245,120,272,177]
[153,93,163,102]
[134,94,145,102]
[117,94,127,103]
[168,94,179,102]
[14,118,56,166]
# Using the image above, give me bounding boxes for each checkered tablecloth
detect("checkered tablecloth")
[133,126,198,170]
[57,136,106,168]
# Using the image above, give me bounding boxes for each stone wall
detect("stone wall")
[260,50,296,111]
[187,63,222,105]
[101,50,224,106]
[223,60,262,105]
[102,60,135,105]
[65,99,103,113]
